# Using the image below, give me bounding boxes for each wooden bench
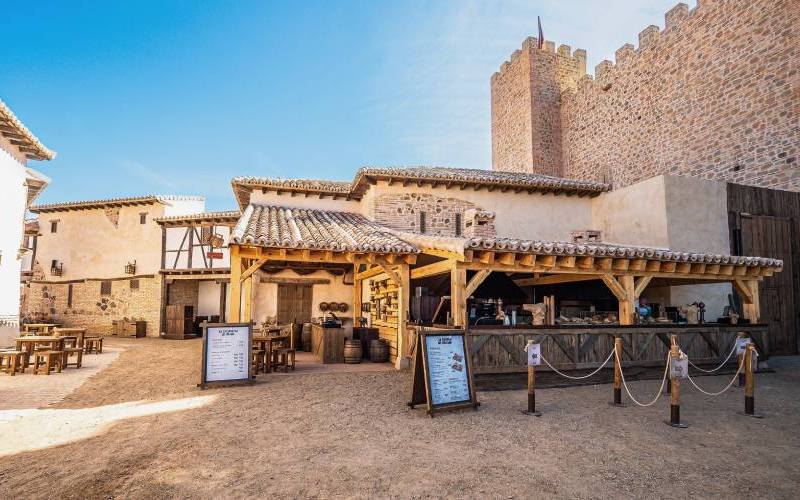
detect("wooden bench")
[63,347,84,368]
[0,350,26,375]
[84,337,103,354]
[33,351,64,375]
[251,349,267,375]
[273,347,296,372]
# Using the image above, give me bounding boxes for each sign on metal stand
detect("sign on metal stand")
[199,322,254,389]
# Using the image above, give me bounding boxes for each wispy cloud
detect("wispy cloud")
[122,160,177,189]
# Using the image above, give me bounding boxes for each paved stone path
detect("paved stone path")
[0,347,121,410]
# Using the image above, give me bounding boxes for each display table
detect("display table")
[311,324,346,364]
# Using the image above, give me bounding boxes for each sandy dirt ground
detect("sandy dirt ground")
[1,337,799,499]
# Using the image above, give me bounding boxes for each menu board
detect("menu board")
[425,334,471,405]
[200,323,253,388]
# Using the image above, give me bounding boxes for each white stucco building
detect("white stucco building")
[0,98,54,346]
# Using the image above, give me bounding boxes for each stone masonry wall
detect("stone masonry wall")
[492,1,800,192]
[491,37,586,176]
[167,280,199,311]
[21,276,163,337]
[371,192,480,237]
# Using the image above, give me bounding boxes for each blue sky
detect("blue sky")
[3,0,679,211]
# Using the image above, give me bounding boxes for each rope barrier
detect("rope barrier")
[687,341,739,373]
[616,351,670,407]
[686,353,745,396]
[539,349,615,380]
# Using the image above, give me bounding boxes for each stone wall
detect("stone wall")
[492,0,800,192]
[490,38,586,176]
[167,280,199,311]
[21,276,163,337]
[371,192,480,237]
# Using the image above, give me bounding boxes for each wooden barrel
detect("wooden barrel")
[343,339,363,364]
[369,339,389,363]
[301,323,312,352]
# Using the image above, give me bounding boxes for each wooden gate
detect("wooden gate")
[277,284,313,324]
[740,215,797,354]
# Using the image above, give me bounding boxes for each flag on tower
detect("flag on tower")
[537,16,544,49]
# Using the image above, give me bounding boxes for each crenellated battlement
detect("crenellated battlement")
[493,0,799,193]
[491,35,587,84]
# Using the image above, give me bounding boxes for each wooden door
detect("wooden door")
[740,215,796,355]
[277,284,313,325]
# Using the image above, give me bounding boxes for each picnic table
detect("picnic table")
[23,323,60,334]
[252,334,291,373]
[53,328,87,348]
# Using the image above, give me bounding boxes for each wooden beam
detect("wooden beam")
[352,267,363,319]
[629,259,647,271]
[612,258,629,271]
[645,260,661,272]
[356,265,386,281]
[660,261,677,273]
[690,263,706,274]
[240,257,268,282]
[634,276,652,298]
[242,275,253,322]
[379,264,402,286]
[596,257,613,270]
[556,255,576,268]
[514,274,600,287]
[538,255,556,268]
[600,274,627,301]
[477,251,494,265]
[496,252,516,266]
[258,276,331,285]
[518,254,536,267]
[675,262,691,274]
[705,264,720,275]
[465,270,491,297]
[420,246,464,261]
[410,259,455,280]
[733,279,760,322]
[576,256,594,269]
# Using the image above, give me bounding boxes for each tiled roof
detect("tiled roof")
[231,204,419,254]
[0,98,55,161]
[466,237,784,269]
[24,219,39,234]
[352,166,610,194]
[230,166,610,207]
[154,210,241,224]
[31,195,204,213]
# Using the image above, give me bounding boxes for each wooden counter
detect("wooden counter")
[311,324,346,363]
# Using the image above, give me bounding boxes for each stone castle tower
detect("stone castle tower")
[491,0,799,191]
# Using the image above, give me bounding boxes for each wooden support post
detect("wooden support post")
[612,337,624,406]
[242,275,253,322]
[450,264,467,327]
[228,245,242,322]
[742,343,762,418]
[396,263,410,369]
[619,275,635,325]
[353,268,363,323]
[733,278,760,323]
[523,363,542,416]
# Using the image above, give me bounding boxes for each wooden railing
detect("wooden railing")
[463,324,769,374]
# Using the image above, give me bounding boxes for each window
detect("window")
[454,213,462,237]
[67,284,73,308]
[100,280,112,295]
[419,211,427,234]
[50,220,58,233]
[139,213,148,224]
[130,279,140,290]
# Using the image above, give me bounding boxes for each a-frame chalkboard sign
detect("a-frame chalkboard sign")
[408,328,480,417]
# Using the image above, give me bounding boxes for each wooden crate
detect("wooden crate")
[111,320,146,338]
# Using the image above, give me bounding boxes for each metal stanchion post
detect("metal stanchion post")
[666,341,688,428]
[610,337,625,407]
[741,343,763,418]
